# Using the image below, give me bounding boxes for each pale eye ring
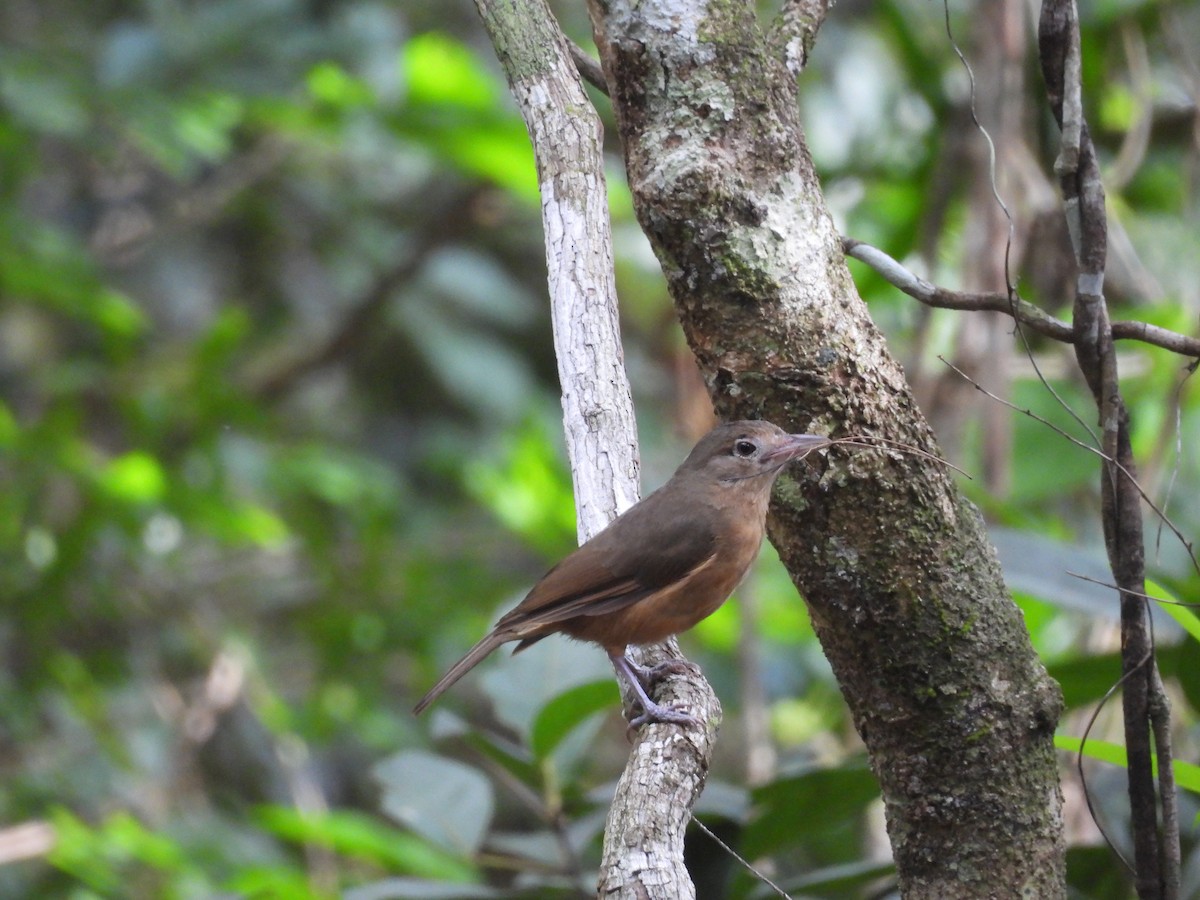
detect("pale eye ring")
[733,439,757,457]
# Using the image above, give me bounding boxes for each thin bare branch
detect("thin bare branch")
[1110,320,1200,357]
[1065,571,1200,607]
[829,435,974,480]
[474,2,716,897]
[939,356,1200,576]
[689,815,793,900]
[842,238,1200,357]
[1075,649,1150,876]
[568,39,609,94]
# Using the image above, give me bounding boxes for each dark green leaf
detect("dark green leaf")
[374,751,494,857]
[740,760,880,858]
[530,680,617,759]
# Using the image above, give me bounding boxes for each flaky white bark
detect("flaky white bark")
[475,0,638,541]
[473,3,718,898]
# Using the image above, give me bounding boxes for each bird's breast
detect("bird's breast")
[563,513,765,652]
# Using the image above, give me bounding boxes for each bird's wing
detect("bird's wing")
[494,501,718,632]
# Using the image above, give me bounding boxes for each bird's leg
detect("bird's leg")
[623,656,698,689]
[608,650,701,728]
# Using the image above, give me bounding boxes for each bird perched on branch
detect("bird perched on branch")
[413,420,829,727]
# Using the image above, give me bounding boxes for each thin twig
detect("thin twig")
[842,239,1200,358]
[827,435,974,480]
[940,0,1017,295]
[1066,571,1200,607]
[1154,366,1197,560]
[1075,652,1151,875]
[938,356,1199,576]
[689,814,793,900]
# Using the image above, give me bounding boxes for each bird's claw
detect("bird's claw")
[627,658,699,690]
[624,698,702,733]
[610,651,702,736]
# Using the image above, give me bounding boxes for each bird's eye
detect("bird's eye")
[733,439,757,458]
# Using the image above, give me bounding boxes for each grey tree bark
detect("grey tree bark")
[473,3,721,898]
[587,0,1068,895]
[474,0,639,539]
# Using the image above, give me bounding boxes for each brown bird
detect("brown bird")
[413,420,829,727]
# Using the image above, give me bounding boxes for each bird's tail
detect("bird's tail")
[412,630,510,715]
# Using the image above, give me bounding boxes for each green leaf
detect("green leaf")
[0,400,19,448]
[255,806,478,882]
[397,33,538,201]
[1055,734,1128,767]
[1099,83,1136,131]
[374,750,495,857]
[46,808,191,891]
[402,33,496,111]
[1055,735,1200,795]
[93,288,150,340]
[0,216,148,340]
[225,864,326,899]
[278,445,401,510]
[100,451,167,503]
[462,729,542,791]
[102,811,187,870]
[1049,644,1187,711]
[308,62,375,108]
[1176,760,1200,795]
[1147,579,1200,643]
[224,503,290,547]
[1046,652,1121,710]
[0,52,89,136]
[46,808,121,892]
[741,760,880,858]
[1065,845,1133,900]
[462,418,576,558]
[530,680,617,759]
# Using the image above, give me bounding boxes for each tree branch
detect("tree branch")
[248,221,450,401]
[475,0,638,537]
[842,237,1200,357]
[473,2,718,897]
[1039,0,1180,895]
[769,0,832,75]
[568,39,609,94]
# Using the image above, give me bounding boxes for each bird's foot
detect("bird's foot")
[609,651,702,733]
[625,698,702,731]
[626,658,698,690]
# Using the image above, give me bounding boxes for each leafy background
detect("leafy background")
[0,0,1197,897]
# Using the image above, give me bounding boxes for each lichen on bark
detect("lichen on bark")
[590,0,1067,893]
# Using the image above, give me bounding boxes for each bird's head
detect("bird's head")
[679,420,829,486]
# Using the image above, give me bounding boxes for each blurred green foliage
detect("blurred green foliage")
[0,0,1196,897]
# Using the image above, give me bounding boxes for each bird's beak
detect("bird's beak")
[761,433,830,465]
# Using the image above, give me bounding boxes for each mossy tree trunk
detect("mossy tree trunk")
[588,0,1067,894]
